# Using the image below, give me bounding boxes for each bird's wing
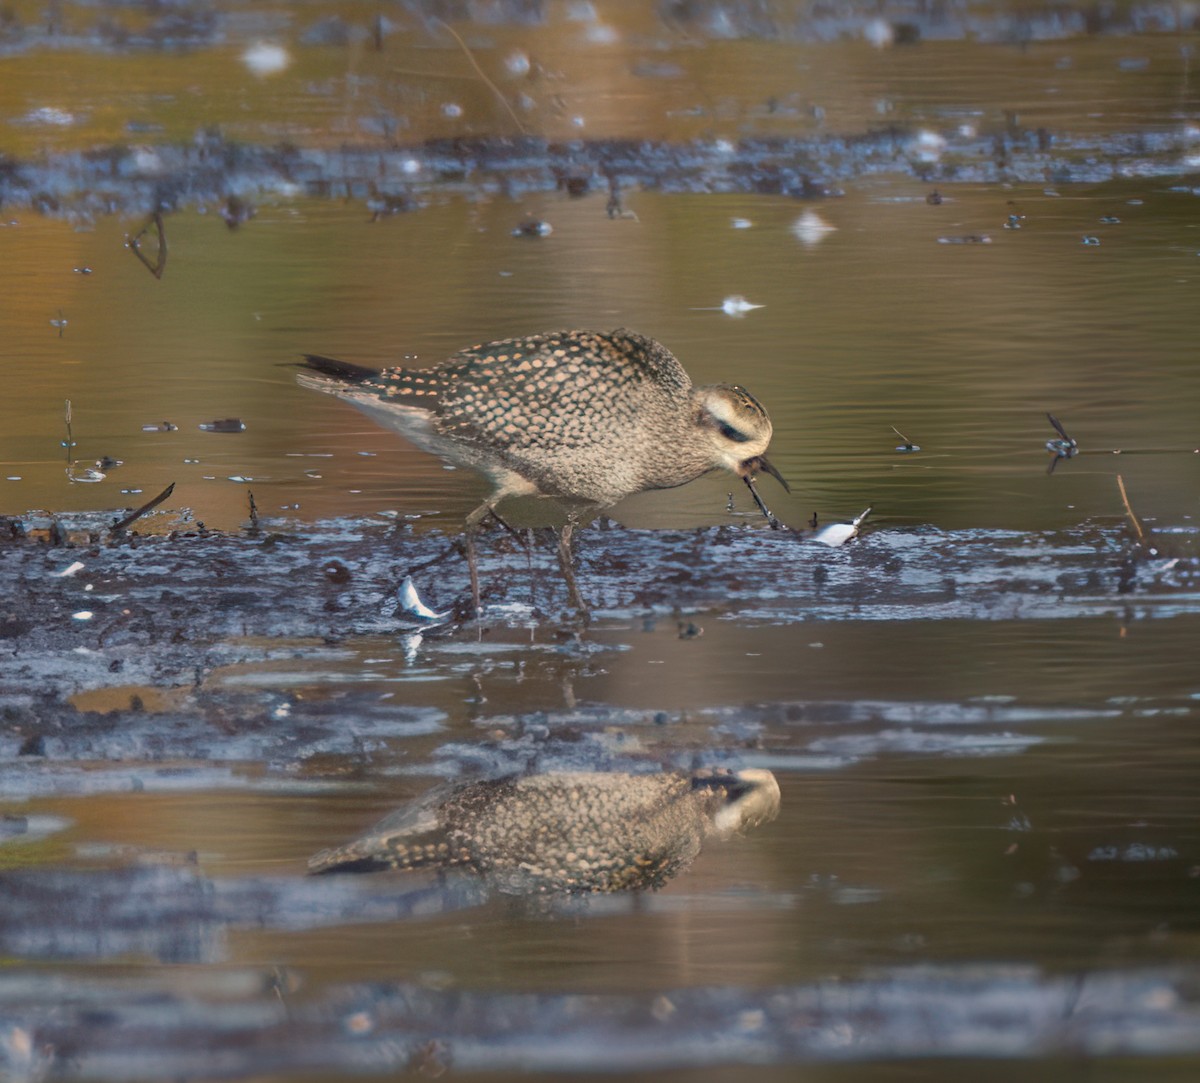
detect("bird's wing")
[428,330,691,451]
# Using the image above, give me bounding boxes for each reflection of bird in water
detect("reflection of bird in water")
[297,329,787,612]
[308,769,782,893]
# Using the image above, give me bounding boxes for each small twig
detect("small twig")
[433,17,528,135]
[129,212,168,279]
[110,482,176,536]
[63,399,75,470]
[1115,474,1146,546]
[1045,412,1078,474]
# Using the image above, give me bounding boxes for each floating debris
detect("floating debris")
[242,42,290,77]
[220,196,255,229]
[110,482,176,536]
[722,295,764,317]
[71,611,94,621]
[1045,413,1078,474]
[1100,215,1121,224]
[67,465,106,483]
[512,219,552,237]
[863,18,895,49]
[910,129,947,162]
[926,190,943,205]
[398,576,450,622]
[937,234,992,244]
[50,309,68,336]
[1082,235,1101,245]
[128,212,167,279]
[504,50,531,77]
[792,210,837,246]
[199,418,247,433]
[73,266,93,275]
[730,217,753,229]
[813,507,872,547]
[693,295,765,318]
[21,106,75,127]
[52,561,86,579]
[1116,474,1151,551]
[892,426,921,453]
[142,421,178,432]
[62,399,107,482]
[367,193,412,222]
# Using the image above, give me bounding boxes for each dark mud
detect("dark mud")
[1,511,1196,791]
[6,126,1199,224]
[6,3,1197,220]
[0,0,1195,53]
[2,963,1198,1081]
[3,511,1196,691]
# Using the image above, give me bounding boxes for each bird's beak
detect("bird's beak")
[751,455,789,493]
[739,455,789,529]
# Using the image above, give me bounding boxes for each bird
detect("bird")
[307,767,781,893]
[297,328,787,613]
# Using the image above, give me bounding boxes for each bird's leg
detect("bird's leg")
[743,475,783,530]
[556,519,591,620]
[463,531,481,620]
[463,502,495,620]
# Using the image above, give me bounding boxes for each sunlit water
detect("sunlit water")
[1,8,1200,1081]
[2,184,1198,534]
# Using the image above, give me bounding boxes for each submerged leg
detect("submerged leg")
[463,502,495,619]
[556,521,590,617]
[459,504,532,619]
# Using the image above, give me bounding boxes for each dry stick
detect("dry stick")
[130,212,168,279]
[1115,474,1147,546]
[247,489,260,528]
[110,482,176,536]
[63,399,75,471]
[433,18,528,135]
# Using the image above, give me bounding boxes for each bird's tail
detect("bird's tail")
[307,835,468,876]
[307,841,395,875]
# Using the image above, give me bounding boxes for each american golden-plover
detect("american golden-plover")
[298,328,786,612]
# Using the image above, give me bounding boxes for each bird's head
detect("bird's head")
[695,384,790,523]
[693,768,782,837]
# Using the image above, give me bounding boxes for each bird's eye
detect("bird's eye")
[717,421,752,444]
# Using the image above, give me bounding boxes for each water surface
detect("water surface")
[1,6,1199,1081]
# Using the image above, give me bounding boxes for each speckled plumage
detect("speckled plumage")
[297,328,782,513]
[307,769,781,893]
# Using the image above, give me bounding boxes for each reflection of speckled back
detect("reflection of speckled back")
[308,769,780,894]
[442,772,713,892]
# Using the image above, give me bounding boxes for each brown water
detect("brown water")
[2,6,1200,1081]
[4,184,1199,533]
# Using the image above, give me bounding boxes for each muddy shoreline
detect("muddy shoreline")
[1,512,1196,790]
[6,127,1199,225]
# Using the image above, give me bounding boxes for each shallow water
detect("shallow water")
[1,5,1200,1081]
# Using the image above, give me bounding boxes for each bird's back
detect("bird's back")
[299,330,704,506]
